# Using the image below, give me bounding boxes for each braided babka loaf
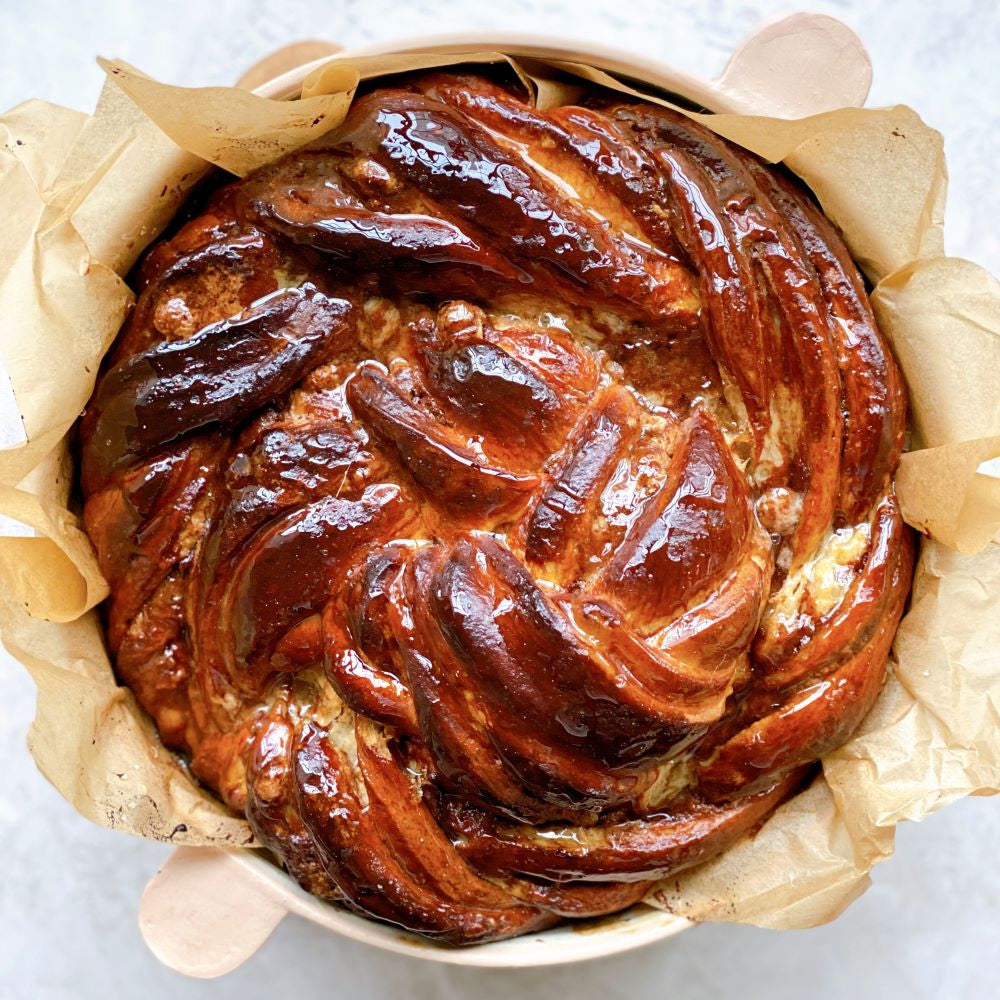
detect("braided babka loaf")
[79,71,914,944]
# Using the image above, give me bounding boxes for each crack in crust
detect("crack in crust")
[79,71,912,945]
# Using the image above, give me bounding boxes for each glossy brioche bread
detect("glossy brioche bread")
[79,71,913,945]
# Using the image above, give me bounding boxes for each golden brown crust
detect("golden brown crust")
[78,72,913,945]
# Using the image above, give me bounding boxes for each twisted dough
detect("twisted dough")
[80,72,913,944]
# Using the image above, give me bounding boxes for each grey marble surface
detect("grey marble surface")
[1,1,998,998]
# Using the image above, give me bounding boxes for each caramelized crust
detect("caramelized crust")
[79,72,912,945]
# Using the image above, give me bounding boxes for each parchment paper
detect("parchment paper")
[0,47,997,928]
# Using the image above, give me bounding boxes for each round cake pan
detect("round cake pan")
[131,13,874,976]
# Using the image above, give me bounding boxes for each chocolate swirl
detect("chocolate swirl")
[79,72,913,944]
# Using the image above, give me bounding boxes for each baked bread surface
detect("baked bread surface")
[80,71,913,944]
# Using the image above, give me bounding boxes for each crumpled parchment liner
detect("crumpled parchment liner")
[0,47,997,927]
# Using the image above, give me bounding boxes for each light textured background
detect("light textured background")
[1,1,998,998]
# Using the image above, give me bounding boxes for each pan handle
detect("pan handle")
[139,847,290,978]
[235,40,342,90]
[715,12,872,116]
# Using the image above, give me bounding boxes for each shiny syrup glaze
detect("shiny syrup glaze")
[79,71,913,944]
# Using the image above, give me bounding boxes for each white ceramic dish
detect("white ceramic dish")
[119,12,873,976]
